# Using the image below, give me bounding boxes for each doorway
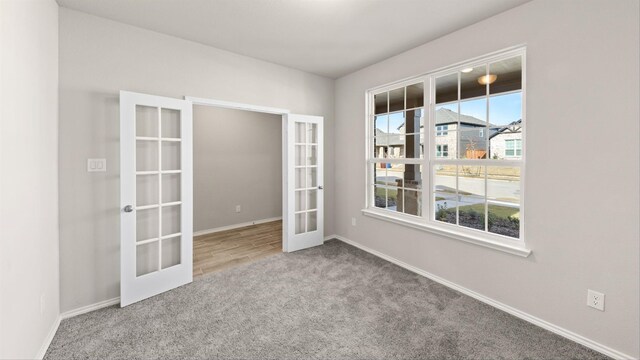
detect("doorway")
[120,92,325,306]
[192,105,283,277]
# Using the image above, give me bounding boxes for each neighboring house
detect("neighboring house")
[434,107,490,159]
[375,108,496,160]
[489,119,523,160]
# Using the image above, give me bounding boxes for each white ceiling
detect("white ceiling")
[56,0,530,79]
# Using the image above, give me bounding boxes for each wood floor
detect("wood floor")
[193,220,282,277]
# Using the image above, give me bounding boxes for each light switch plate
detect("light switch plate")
[87,158,107,172]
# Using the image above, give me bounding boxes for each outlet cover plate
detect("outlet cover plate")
[87,158,106,172]
[587,289,605,311]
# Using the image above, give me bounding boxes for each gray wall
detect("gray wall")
[0,0,60,358]
[58,8,335,312]
[194,106,282,232]
[334,0,639,357]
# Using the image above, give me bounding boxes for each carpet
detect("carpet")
[45,240,607,359]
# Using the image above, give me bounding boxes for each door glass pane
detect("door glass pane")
[137,208,158,241]
[162,205,180,236]
[434,166,456,224]
[487,166,520,238]
[307,189,317,210]
[295,190,305,211]
[136,241,159,276]
[136,105,158,137]
[295,122,306,143]
[295,145,306,166]
[307,211,317,232]
[295,213,305,234]
[295,168,306,189]
[308,123,318,144]
[136,141,158,171]
[161,236,181,269]
[307,145,317,165]
[458,166,486,231]
[161,108,180,138]
[136,174,159,206]
[162,174,181,203]
[307,167,317,188]
[161,142,180,171]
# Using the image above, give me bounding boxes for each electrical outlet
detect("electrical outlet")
[587,289,605,311]
[87,158,106,172]
[351,217,357,226]
[235,205,241,213]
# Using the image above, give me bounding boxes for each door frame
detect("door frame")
[185,96,303,252]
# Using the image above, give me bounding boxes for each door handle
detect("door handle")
[318,186,323,190]
[123,205,134,213]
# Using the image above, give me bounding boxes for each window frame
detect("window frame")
[363,46,529,257]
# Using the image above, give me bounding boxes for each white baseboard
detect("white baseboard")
[331,234,635,360]
[36,315,61,360]
[61,297,121,319]
[194,217,282,237]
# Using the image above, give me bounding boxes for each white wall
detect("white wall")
[0,0,60,358]
[334,0,639,358]
[58,8,335,312]
[193,106,282,232]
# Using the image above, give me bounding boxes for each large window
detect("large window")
[366,48,525,248]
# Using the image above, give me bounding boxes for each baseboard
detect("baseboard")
[36,315,61,360]
[61,297,121,319]
[331,235,635,360]
[193,217,282,237]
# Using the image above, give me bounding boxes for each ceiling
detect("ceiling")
[56,0,530,79]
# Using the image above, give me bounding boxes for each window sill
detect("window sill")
[361,208,532,258]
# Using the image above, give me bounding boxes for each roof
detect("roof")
[375,129,405,146]
[436,108,490,127]
[489,119,523,139]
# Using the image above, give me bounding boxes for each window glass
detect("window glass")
[368,50,524,242]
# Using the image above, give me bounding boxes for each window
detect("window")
[436,125,448,136]
[371,82,424,216]
[436,145,449,158]
[505,139,522,157]
[366,48,526,251]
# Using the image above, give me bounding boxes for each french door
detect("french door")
[120,91,193,307]
[284,114,324,252]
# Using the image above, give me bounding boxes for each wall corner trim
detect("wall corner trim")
[329,235,636,360]
[36,316,61,360]
[60,297,121,320]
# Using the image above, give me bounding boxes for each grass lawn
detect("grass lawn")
[458,203,519,219]
[375,187,398,199]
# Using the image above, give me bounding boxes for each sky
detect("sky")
[438,92,522,126]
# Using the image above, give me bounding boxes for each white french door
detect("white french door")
[120,91,193,307]
[284,114,324,252]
